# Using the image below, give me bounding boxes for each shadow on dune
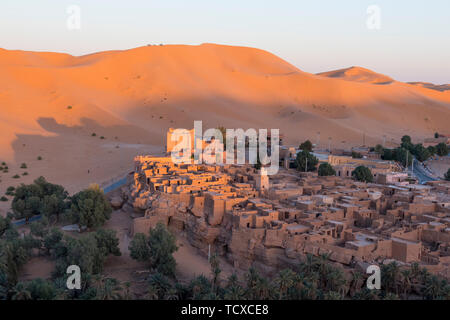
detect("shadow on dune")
[11,116,163,164]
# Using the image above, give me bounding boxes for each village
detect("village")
[119,129,450,279]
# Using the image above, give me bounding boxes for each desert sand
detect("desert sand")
[1,43,450,214]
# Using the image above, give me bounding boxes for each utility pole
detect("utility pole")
[316,131,320,148]
[305,157,308,172]
[363,132,366,146]
[328,137,332,153]
[383,135,386,147]
[208,244,211,262]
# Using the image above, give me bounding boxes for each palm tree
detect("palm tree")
[145,285,159,300]
[349,271,364,296]
[423,275,444,300]
[224,285,245,300]
[11,283,32,300]
[273,269,296,300]
[164,288,179,300]
[400,269,412,300]
[93,276,122,300]
[381,262,401,294]
[121,281,134,300]
[324,291,342,300]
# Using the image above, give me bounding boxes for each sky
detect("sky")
[1,0,449,84]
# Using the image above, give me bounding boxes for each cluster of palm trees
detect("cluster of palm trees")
[139,253,450,300]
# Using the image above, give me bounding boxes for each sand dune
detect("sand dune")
[0,43,449,206]
[317,66,394,85]
[407,82,450,92]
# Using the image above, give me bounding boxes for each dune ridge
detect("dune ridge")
[0,43,449,197]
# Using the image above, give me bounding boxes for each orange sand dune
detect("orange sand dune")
[407,82,450,92]
[0,43,449,203]
[317,66,394,85]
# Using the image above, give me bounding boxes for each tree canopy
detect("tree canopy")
[295,150,318,172]
[68,184,112,230]
[318,163,336,176]
[129,222,178,277]
[352,166,374,183]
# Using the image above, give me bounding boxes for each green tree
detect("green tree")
[129,233,151,262]
[299,140,313,152]
[318,163,336,176]
[427,145,437,157]
[401,135,413,150]
[352,166,373,183]
[69,184,112,230]
[436,143,449,156]
[374,144,384,155]
[147,223,178,277]
[129,223,178,277]
[295,150,318,172]
[412,144,431,162]
[12,177,68,222]
[351,151,363,159]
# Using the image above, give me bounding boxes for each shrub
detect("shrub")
[352,166,374,183]
[37,156,42,161]
[351,151,363,159]
[68,184,112,230]
[299,140,313,152]
[5,186,15,196]
[91,133,97,137]
[12,175,20,179]
[12,176,69,222]
[100,136,105,139]
[129,222,178,277]
[295,150,318,172]
[318,163,336,176]
[22,172,28,176]
[0,196,8,202]
[20,163,27,169]
[436,143,449,157]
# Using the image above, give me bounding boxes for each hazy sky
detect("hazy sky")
[1,0,449,83]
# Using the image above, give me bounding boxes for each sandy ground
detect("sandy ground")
[1,44,449,215]
[17,205,236,296]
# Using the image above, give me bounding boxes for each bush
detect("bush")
[5,186,15,196]
[100,136,105,140]
[352,166,373,183]
[0,196,8,202]
[12,177,69,222]
[20,163,27,169]
[295,150,318,172]
[351,151,363,159]
[12,175,20,179]
[299,140,313,152]
[436,143,448,156]
[318,163,336,176]
[68,184,112,230]
[129,222,178,277]
[91,133,96,137]
[37,156,42,161]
